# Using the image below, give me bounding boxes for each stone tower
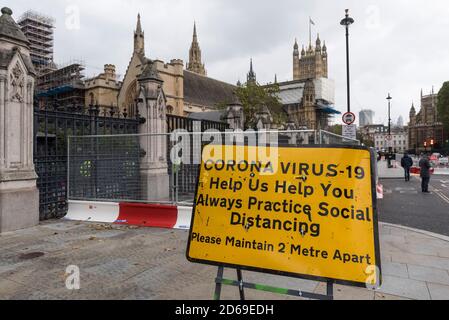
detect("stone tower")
[134,13,145,55]
[293,38,300,80]
[293,34,328,81]
[409,102,416,126]
[186,22,206,76]
[302,79,317,129]
[247,58,256,85]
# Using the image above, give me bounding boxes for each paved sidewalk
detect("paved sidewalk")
[0,220,449,300]
[377,159,404,179]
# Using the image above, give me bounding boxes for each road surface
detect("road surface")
[378,175,449,236]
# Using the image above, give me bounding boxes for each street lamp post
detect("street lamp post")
[387,93,393,168]
[340,9,354,113]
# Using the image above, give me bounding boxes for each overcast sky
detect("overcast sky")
[10,0,449,125]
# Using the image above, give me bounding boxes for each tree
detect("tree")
[234,82,286,129]
[327,124,342,135]
[437,81,449,138]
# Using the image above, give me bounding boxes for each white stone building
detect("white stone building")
[374,128,409,153]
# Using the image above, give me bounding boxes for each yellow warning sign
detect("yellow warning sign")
[187,145,381,287]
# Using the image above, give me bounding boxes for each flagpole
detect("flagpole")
[309,17,311,47]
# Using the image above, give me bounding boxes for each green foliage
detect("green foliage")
[437,81,449,135]
[235,82,286,129]
[327,124,342,135]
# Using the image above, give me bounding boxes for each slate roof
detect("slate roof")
[188,110,224,122]
[277,81,306,105]
[0,7,30,45]
[183,70,238,108]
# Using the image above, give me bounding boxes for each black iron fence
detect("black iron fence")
[33,104,141,220]
[33,107,230,219]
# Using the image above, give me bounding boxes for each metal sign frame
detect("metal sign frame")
[186,144,382,289]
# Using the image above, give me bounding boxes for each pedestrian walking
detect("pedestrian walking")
[401,152,413,182]
[419,154,431,193]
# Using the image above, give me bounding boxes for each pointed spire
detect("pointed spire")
[187,21,206,75]
[247,58,256,84]
[274,74,278,84]
[193,21,197,40]
[294,38,298,49]
[136,13,142,34]
[134,13,145,55]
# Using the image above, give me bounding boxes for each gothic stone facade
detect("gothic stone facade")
[118,15,236,117]
[409,90,445,153]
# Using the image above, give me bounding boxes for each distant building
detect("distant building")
[360,124,388,143]
[408,89,445,153]
[374,127,409,153]
[359,109,374,127]
[397,115,404,128]
[262,34,338,131]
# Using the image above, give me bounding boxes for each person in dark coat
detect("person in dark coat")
[419,154,431,193]
[401,153,413,182]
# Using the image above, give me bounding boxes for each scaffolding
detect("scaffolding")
[36,60,86,109]
[18,10,56,74]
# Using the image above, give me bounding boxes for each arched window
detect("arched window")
[89,92,95,106]
[167,105,174,114]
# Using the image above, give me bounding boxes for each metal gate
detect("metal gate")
[33,104,141,220]
[166,115,229,200]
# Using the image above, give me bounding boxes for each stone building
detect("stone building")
[293,36,328,81]
[85,64,121,113]
[268,34,337,131]
[374,127,408,153]
[408,89,445,153]
[118,15,237,117]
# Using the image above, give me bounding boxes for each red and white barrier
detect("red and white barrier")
[376,183,383,200]
[66,200,192,230]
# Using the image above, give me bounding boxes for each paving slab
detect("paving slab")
[1,220,449,300]
[427,283,449,300]
[375,275,431,300]
[407,265,449,286]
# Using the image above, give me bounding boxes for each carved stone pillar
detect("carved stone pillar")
[137,62,170,202]
[0,7,39,232]
[0,59,38,232]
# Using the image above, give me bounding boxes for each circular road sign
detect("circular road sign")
[342,112,356,125]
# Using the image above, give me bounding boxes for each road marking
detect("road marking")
[431,189,449,205]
